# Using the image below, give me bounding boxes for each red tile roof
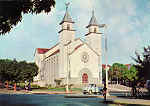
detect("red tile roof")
[125,64,131,67]
[102,64,111,69]
[37,48,50,54]
[36,43,59,54]
[125,64,131,70]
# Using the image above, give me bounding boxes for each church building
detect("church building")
[34,4,103,87]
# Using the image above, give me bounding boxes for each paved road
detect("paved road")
[112,97,150,106]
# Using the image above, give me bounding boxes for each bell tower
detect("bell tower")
[59,3,75,79]
[59,3,75,45]
[85,11,102,55]
[85,11,103,84]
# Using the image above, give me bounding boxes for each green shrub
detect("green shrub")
[47,84,52,89]
[19,83,25,88]
[31,84,40,89]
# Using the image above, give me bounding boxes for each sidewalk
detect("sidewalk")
[30,90,78,94]
[1,88,150,106]
[112,98,150,106]
[98,94,150,106]
[64,93,150,106]
[0,88,80,95]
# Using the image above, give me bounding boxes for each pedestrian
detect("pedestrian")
[131,77,137,97]
[28,80,31,91]
[25,81,28,91]
[103,83,107,101]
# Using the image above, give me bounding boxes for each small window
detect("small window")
[67,24,70,30]
[89,28,92,32]
[94,28,97,33]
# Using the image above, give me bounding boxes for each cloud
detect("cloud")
[1,0,150,64]
[32,8,57,27]
[73,0,95,10]
[69,0,145,64]
[146,1,150,9]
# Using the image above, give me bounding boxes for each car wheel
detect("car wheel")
[83,92,86,94]
[94,92,97,95]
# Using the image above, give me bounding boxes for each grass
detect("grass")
[48,87,82,92]
[4,82,82,92]
[31,87,82,92]
[48,87,66,91]
[71,88,82,91]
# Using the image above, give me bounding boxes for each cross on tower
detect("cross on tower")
[65,2,70,10]
[92,10,94,16]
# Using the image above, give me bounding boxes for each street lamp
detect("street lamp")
[100,24,109,96]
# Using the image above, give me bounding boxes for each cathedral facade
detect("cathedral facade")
[34,5,103,87]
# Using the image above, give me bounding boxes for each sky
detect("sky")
[0,0,150,65]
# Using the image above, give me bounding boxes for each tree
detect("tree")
[130,46,150,96]
[110,63,123,84]
[122,65,137,81]
[133,46,150,82]
[0,0,55,35]
[20,62,38,82]
[0,59,38,83]
[109,63,135,84]
[0,59,13,82]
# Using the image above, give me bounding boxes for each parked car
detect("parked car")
[82,84,103,94]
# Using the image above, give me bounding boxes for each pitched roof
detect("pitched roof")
[59,6,74,25]
[37,48,50,54]
[86,11,99,28]
[36,43,59,55]
[48,49,60,57]
[69,38,100,56]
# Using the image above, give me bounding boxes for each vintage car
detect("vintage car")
[82,84,103,94]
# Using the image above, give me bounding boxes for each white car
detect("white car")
[82,84,103,94]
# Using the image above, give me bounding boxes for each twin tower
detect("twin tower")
[58,4,103,84]
[58,4,103,56]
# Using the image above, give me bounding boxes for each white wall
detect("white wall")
[69,44,99,79]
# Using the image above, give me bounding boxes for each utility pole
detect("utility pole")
[100,24,109,96]
[104,25,109,96]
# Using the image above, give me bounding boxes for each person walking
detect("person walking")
[103,83,107,101]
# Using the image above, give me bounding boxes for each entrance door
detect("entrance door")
[82,73,88,83]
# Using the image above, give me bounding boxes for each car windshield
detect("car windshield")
[89,84,96,87]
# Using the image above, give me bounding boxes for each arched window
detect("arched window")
[67,24,70,30]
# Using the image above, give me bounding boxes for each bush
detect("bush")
[47,84,52,89]
[31,84,40,89]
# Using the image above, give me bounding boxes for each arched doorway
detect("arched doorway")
[82,73,88,83]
